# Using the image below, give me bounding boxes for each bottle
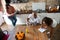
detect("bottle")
[26,28,29,33]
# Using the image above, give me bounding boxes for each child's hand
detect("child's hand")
[41,25,47,29]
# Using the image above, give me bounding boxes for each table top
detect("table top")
[8,25,48,40]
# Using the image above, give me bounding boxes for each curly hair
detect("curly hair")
[6,4,15,14]
[42,17,53,26]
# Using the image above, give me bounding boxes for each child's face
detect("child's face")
[42,21,48,29]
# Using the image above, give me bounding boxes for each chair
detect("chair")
[2,30,9,40]
[0,28,9,40]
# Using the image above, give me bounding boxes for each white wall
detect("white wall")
[39,13,60,24]
[0,12,4,26]
[17,13,60,24]
[32,2,45,10]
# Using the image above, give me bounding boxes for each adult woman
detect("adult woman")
[6,4,17,26]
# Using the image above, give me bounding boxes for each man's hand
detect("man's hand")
[27,18,29,22]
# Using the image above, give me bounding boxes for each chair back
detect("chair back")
[2,30,9,40]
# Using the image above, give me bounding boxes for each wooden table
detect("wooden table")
[8,25,48,40]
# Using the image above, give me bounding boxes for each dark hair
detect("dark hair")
[6,4,15,14]
[6,4,10,9]
[6,3,10,6]
[42,17,53,26]
[5,0,11,4]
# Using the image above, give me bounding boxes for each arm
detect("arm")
[27,18,30,22]
[27,14,32,22]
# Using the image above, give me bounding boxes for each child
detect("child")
[42,17,57,38]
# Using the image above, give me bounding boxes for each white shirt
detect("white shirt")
[28,14,40,24]
[52,19,57,28]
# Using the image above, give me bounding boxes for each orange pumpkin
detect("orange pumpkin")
[15,32,25,40]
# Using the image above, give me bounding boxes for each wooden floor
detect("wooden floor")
[8,25,48,40]
[0,23,48,40]
[0,23,14,31]
[1,23,60,40]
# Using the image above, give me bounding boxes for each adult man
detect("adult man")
[27,11,40,25]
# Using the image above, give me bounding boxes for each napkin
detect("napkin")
[38,28,47,33]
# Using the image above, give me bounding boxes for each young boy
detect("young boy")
[41,17,57,38]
